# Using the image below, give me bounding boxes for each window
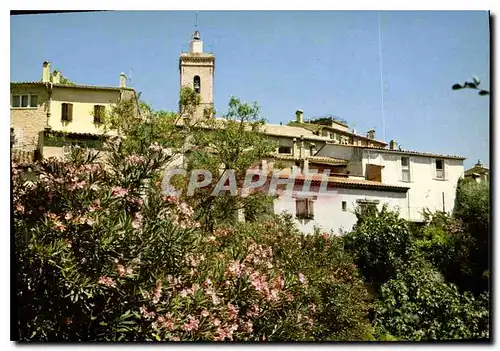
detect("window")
[11,94,38,108]
[357,200,379,216]
[94,105,105,124]
[342,201,347,211]
[401,157,410,181]
[30,95,38,107]
[11,95,20,107]
[436,159,444,179]
[21,95,29,107]
[61,103,73,122]
[193,75,201,94]
[296,198,314,220]
[278,146,292,154]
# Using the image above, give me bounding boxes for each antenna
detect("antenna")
[195,12,198,29]
[128,68,133,83]
[377,11,386,142]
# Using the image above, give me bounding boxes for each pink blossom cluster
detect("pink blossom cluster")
[111,186,129,198]
[98,276,116,288]
[125,155,146,165]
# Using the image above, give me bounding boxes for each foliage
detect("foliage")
[373,259,489,340]
[14,88,373,341]
[13,144,373,341]
[185,95,277,231]
[347,204,490,341]
[344,205,414,285]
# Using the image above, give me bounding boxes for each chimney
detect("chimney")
[42,61,50,83]
[52,70,61,84]
[389,140,398,150]
[120,73,127,88]
[367,129,375,139]
[295,109,304,124]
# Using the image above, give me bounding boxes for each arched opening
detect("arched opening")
[193,75,201,94]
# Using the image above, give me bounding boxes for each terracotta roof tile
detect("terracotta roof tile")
[276,172,409,192]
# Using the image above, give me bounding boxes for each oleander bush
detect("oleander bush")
[13,143,372,341]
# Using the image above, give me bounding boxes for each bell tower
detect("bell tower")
[179,30,215,120]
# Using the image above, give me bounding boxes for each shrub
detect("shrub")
[373,259,489,341]
[14,145,372,341]
[344,205,414,285]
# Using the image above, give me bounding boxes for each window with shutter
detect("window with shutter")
[11,95,20,107]
[296,198,306,219]
[401,157,410,181]
[435,159,444,179]
[21,95,29,108]
[30,95,38,107]
[62,103,73,122]
[94,105,104,124]
[296,198,314,219]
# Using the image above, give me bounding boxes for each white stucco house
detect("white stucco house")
[268,138,465,234]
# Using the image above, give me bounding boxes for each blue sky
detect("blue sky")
[10,11,490,169]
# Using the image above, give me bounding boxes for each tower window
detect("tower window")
[193,75,201,94]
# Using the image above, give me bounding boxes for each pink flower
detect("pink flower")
[139,305,156,320]
[125,155,145,165]
[179,202,194,217]
[310,303,317,313]
[182,316,199,332]
[111,186,128,198]
[131,213,142,229]
[212,318,221,327]
[152,280,162,304]
[180,289,189,298]
[214,327,231,341]
[228,260,242,278]
[201,310,210,318]
[241,320,253,333]
[249,272,269,294]
[298,273,306,284]
[98,276,116,288]
[88,201,101,212]
[246,304,260,317]
[64,212,73,220]
[46,212,58,220]
[171,336,180,342]
[163,195,179,204]
[15,204,25,213]
[115,264,126,278]
[155,313,176,331]
[191,283,200,295]
[322,232,329,240]
[54,220,67,232]
[227,303,239,320]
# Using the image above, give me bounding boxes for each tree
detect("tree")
[183,95,277,231]
[344,205,414,286]
[373,259,489,340]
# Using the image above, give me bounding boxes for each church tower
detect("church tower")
[179,30,215,120]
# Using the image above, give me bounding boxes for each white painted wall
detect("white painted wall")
[362,150,464,220]
[274,188,407,235]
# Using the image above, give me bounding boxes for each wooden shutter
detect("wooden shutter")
[296,199,306,219]
[306,199,314,219]
[67,103,73,122]
[62,103,68,120]
[94,105,104,123]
